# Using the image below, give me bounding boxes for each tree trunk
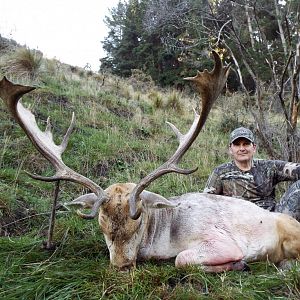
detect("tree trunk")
[245,4,255,49]
[274,0,288,56]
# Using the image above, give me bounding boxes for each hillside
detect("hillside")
[0,37,299,299]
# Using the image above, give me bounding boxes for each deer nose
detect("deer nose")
[118,262,135,272]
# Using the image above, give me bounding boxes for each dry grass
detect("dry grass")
[2,47,43,79]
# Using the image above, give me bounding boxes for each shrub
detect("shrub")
[217,114,245,133]
[129,68,155,90]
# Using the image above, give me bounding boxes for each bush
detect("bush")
[217,114,245,134]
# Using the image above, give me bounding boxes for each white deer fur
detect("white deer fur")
[69,183,300,272]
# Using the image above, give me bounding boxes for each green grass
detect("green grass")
[1,234,300,299]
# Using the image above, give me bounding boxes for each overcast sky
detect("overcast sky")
[0,0,121,71]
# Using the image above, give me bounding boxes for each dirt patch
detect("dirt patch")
[46,94,70,107]
[107,106,134,119]
[0,198,45,237]
[94,160,111,178]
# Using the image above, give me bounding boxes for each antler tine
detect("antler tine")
[0,77,108,219]
[24,112,76,181]
[129,51,230,219]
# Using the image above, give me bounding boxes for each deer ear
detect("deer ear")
[65,193,98,209]
[140,191,179,209]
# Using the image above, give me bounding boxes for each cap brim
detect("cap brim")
[230,136,254,144]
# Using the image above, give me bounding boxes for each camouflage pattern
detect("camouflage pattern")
[275,180,300,221]
[204,159,300,221]
[229,127,255,144]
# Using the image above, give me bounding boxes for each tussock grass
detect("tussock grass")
[149,90,164,109]
[165,90,183,112]
[2,47,43,80]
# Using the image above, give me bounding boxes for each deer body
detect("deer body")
[89,183,300,272]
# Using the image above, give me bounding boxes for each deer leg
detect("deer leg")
[199,260,249,273]
[175,238,245,272]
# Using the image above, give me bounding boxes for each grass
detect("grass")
[1,47,43,80]
[1,234,300,299]
[1,41,300,299]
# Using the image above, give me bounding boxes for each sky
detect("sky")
[0,0,121,71]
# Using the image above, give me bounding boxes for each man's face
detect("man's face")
[229,138,256,163]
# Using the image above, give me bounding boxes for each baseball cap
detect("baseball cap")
[229,127,255,144]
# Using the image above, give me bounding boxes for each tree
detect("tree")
[221,0,300,160]
[101,0,198,86]
[101,0,142,76]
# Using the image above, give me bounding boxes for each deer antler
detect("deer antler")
[0,77,108,219]
[129,51,230,219]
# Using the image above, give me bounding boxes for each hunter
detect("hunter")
[204,127,300,221]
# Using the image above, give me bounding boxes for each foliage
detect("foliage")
[101,0,299,90]
[100,0,191,87]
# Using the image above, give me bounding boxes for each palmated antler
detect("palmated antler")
[129,51,230,219]
[0,77,108,219]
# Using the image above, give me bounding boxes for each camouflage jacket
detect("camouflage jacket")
[203,159,300,211]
